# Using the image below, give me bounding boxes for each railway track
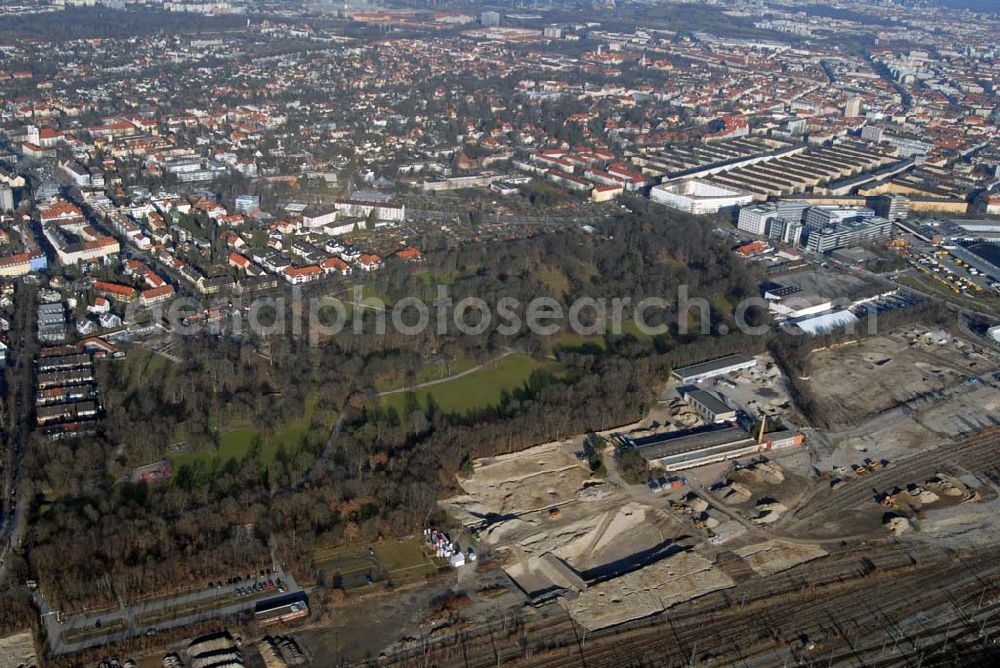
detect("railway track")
[381,542,983,667]
[496,547,1000,668]
[777,430,1000,538]
[380,432,1000,667]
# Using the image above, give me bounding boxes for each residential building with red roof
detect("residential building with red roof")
[282,265,323,284]
[140,285,175,307]
[356,253,384,272]
[394,247,423,262]
[92,280,137,302]
[320,257,351,275]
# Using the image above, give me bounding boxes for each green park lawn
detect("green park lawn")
[170,394,320,472]
[380,353,557,416]
[374,350,479,392]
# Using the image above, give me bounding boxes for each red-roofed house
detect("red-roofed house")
[0,253,35,278]
[140,285,175,307]
[987,196,1000,216]
[78,336,122,358]
[144,271,166,288]
[356,254,384,272]
[92,280,137,302]
[87,297,111,314]
[38,127,64,148]
[735,241,770,257]
[22,142,48,159]
[40,201,84,224]
[282,265,323,284]
[320,257,351,275]
[228,251,251,271]
[394,247,423,262]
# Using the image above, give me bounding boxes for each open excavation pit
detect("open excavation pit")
[732,540,828,577]
[560,550,735,631]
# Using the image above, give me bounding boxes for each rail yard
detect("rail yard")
[384,432,1000,666]
[382,332,1000,667]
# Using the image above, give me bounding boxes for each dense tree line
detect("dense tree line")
[20,206,845,611]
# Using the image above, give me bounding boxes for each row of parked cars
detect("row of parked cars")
[235,577,285,598]
[647,476,686,494]
[208,568,275,590]
[205,569,287,598]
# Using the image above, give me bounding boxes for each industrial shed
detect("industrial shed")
[683,389,737,423]
[626,425,760,471]
[672,354,757,384]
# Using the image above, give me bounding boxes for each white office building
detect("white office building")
[651,180,753,215]
[738,204,776,235]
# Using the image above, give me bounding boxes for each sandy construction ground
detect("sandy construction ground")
[442,440,593,525]
[915,384,1000,435]
[732,540,828,577]
[806,332,994,428]
[0,630,37,668]
[560,550,735,630]
[499,503,685,596]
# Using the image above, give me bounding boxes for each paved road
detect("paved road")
[36,569,303,656]
[375,350,520,397]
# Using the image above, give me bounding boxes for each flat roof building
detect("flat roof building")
[672,354,757,384]
[651,179,753,215]
[255,593,309,626]
[683,389,737,423]
[804,216,892,254]
[626,425,759,471]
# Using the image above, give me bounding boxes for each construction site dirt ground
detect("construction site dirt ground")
[431,333,1000,641]
[709,459,815,526]
[439,438,847,634]
[559,549,736,631]
[498,502,687,595]
[0,630,37,668]
[712,353,803,424]
[913,483,1000,548]
[803,327,1000,429]
[810,381,1000,476]
[731,540,828,577]
[441,440,595,527]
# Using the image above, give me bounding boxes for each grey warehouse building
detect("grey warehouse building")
[626,426,760,471]
[683,389,737,423]
[672,354,757,384]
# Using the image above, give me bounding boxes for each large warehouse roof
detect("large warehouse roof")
[672,354,757,382]
[684,389,734,417]
[790,309,859,335]
[630,425,752,462]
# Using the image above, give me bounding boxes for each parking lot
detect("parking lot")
[35,567,302,656]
